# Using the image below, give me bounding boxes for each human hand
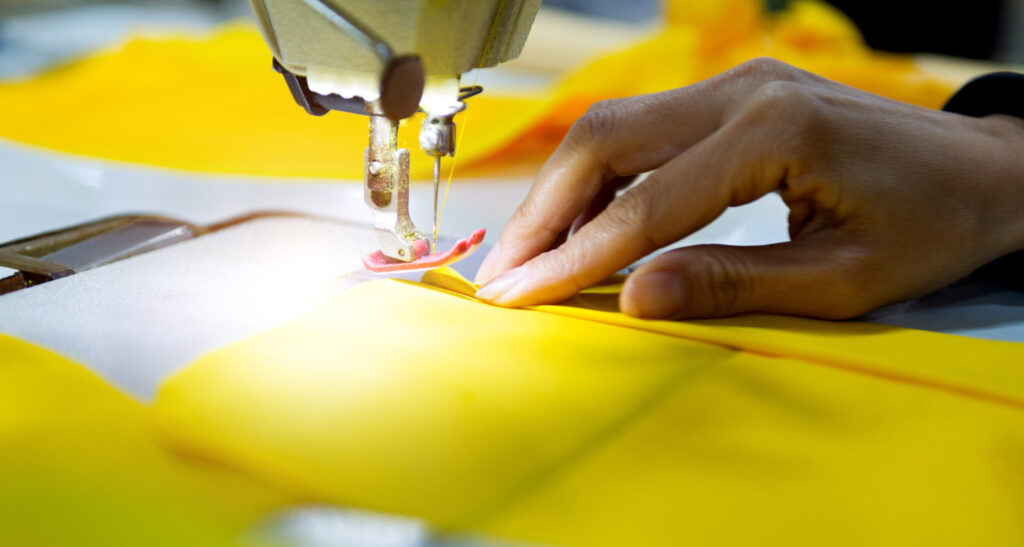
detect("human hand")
[474,58,1024,319]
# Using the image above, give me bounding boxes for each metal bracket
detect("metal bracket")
[272,58,366,117]
[364,105,426,261]
[0,216,197,295]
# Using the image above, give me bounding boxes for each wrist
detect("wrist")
[979,114,1024,258]
[941,72,1024,267]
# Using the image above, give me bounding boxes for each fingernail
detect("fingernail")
[474,241,501,284]
[622,271,684,318]
[475,265,528,305]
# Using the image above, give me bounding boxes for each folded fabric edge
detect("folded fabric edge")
[416,268,1024,410]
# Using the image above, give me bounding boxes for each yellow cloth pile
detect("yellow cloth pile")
[0,0,953,180]
[0,334,293,545]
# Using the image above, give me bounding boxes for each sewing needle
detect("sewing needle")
[432,155,440,254]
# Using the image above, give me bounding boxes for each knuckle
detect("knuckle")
[748,80,808,115]
[506,202,534,231]
[585,98,621,114]
[599,189,658,248]
[729,57,795,84]
[689,249,751,317]
[738,80,826,150]
[547,245,590,292]
[570,106,620,143]
[506,201,556,240]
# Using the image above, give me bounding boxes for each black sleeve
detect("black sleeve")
[942,72,1024,120]
[941,72,1024,289]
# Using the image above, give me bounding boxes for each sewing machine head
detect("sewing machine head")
[248,0,541,269]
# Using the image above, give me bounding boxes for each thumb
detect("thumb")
[621,238,866,320]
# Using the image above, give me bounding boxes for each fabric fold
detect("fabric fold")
[422,267,1024,408]
[0,334,292,546]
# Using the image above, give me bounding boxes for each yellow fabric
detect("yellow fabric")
[0,2,1006,542]
[151,269,1024,545]
[424,268,1024,407]
[480,349,1024,546]
[0,334,292,546]
[153,279,717,527]
[0,0,953,180]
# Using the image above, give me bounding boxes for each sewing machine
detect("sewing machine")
[249,0,541,269]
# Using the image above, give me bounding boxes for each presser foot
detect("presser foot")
[362,228,485,273]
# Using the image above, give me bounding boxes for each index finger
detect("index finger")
[475,115,787,307]
[477,58,795,284]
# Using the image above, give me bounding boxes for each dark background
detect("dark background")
[0,0,1021,63]
[547,0,1023,62]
